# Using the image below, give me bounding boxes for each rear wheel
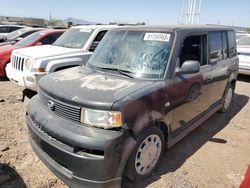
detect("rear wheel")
[124,126,165,180]
[219,84,234,113]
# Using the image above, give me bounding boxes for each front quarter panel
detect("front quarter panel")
[113,80,173,136]
[35,53,92,73]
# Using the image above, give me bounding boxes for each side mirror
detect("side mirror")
[36,42,43,46]
[179,60,200,74]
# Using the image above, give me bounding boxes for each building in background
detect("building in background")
[0,16,46,27]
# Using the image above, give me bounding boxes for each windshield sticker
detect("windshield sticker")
[144,33,170,42]
[79,28,92,33]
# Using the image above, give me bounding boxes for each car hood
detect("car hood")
[13,45,83,59]
[0,44,19,55]
[39,66,154,110]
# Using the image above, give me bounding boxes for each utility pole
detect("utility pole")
[49,10,52,21]
[181,0,201,24]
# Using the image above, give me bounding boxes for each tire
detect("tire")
[219,84,234,113]
[124,126,165,180]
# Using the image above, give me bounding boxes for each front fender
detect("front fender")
[46,54,91,72]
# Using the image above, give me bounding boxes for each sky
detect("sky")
[0,0,249,27]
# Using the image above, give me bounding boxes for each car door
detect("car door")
[169,34,216,136]
[207,31,232,102]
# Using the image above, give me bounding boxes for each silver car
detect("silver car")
[237,36,250,75]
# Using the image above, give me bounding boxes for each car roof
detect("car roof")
[71,24,121,30]
[18,27,46,32]
[110,24,235,32]
[0,25,26,27]
[38,29,66,34]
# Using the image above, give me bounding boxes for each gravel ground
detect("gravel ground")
[0,75,250,188]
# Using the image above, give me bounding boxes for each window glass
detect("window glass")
[88,30,173,79]
[209,32,223,62]
[179,35,206,66]
[40,32,63,45]
[21,30,37,38]
[89,30,107,52]
[228,31,236,57]
[15,32,43,46]
[40,35,50,44]
[222,32,229,58]
[0,26,9,33]
[53,28,93,48]
[9,26,21,32]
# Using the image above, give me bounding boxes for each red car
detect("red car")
[0,29,65,77]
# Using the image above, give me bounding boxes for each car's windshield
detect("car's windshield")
[53,28,93,48]
[88,30,173,79]
[15,32,43,46]
[237,36,250,45]
[7,29,25,40]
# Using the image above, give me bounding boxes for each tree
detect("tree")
[136,21,146,25]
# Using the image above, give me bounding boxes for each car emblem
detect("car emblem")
[47,100,55,111]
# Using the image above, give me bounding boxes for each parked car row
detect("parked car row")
[0,29,65,77]
[0,24,27,41]
[237,35,250,75]
[0,27,45,46]
[6,25,120,91]
[1,25,239,188]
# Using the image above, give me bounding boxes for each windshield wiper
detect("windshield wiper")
[100,67,134,78]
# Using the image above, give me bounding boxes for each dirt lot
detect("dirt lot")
[0,76,250,188]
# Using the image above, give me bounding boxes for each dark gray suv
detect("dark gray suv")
[26,25,238,187]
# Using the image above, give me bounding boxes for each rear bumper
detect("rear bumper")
[5,64,45,91]
[26,96,130,188]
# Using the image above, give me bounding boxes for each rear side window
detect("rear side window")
[9,26,21,32]
[89,30,107,52]
[21,30,37,38]
[0,26,9,33]
[40,33,63,45]
[208,32,223,62]
[227,31,236,57]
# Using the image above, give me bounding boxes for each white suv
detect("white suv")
[6,25,120,91]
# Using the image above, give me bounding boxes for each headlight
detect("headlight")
[81,108,122,129]
[25,58,34,70]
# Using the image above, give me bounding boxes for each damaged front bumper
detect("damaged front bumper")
[26,96,130,188]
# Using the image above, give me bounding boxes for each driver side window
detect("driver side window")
[179,35,207,67]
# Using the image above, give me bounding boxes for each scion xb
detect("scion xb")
[26,25,238,187]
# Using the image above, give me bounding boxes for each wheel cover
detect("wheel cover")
[224,87,233,110]
[135,134,162,175]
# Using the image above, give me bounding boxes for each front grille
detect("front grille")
[11,55,25,71]
[39,91,81,123]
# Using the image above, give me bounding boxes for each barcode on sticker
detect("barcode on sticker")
[144,33,170,42]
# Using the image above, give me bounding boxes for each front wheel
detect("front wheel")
[124,126,165,180]
[219,84,234,113]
